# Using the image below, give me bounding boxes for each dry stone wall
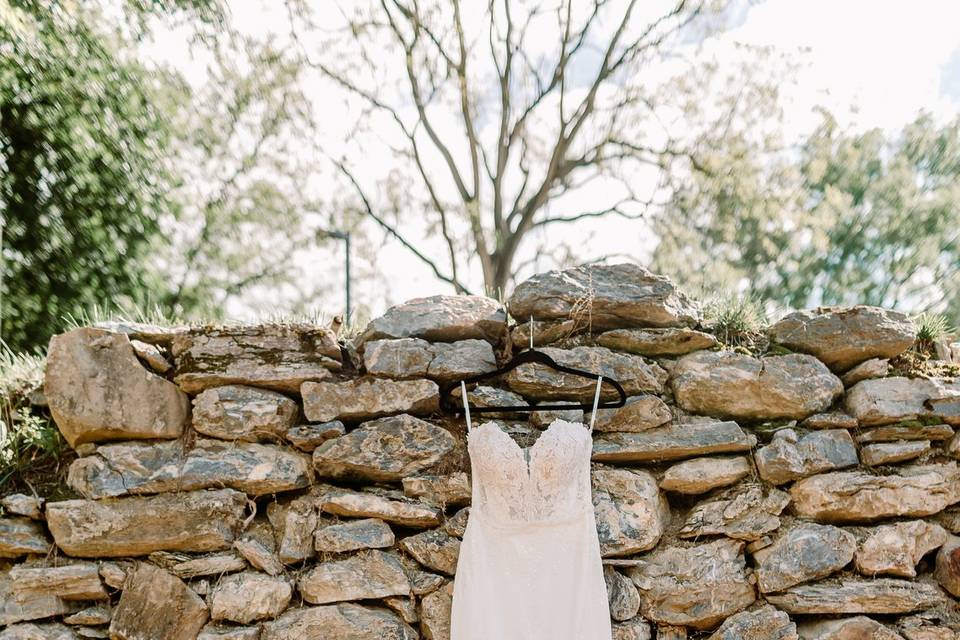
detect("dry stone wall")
[2,263,960,639]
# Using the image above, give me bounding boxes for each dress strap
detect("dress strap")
[588,375,603,433]
[461,380,472,433]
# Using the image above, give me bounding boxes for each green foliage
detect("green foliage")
[701,291,769,348]
[913,312,954,352]
[652,110,960,323]
[0,344,64,492]
[0,1,176,353]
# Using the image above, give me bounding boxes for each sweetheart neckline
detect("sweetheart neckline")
[468,419,589,478]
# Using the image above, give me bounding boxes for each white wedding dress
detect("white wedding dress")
[449,381,612,640]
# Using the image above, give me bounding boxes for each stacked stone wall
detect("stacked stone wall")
[2,263,960,639]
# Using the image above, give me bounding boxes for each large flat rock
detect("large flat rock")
[767,306,915,372]
[790,464,960,523]
[671,351,843,420]
[398,529,460,575]
[679,484,791,542]
[507,264,700,329]
[660,456,751,494]
[192,385,299,442]
[504,346,667,401]
[8,563,108,601]
[171,324,341,394]
[845,377,960,426]
[312,414,455,483]
[358,295,505,345]
[625,538,755,630]
[588,395,672,433]
[46,489,247,557]
[0,568,79,626]
[592,467,668,557]
[67,438,313,498]
[755,524,856,593]
[109,562,208,640]
[319,487,441,528]
[855,520,948,578]
[297,549,410,605]
[592,420,756,463]
[596,327,718,356]
[765,578,946,615]
[755,429,859,485]
[363,338,497,383]
[260,603,418,640]
[314,518,395,553]
[45,328,188,447]
[797,617,905,640]
[301,378,438,423]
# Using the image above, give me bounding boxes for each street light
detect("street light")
[318,229,351,325]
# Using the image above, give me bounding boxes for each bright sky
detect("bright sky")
[148,0,960,322]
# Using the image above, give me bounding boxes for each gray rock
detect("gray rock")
[855,520,948,578]
[660,456,752,494]
[363,338,434,378]
[0,623,79,639]
[790,464,960,523]
[314,518,395,553]
[507,263,700,329]
[505,346,667,401]
[0,568,79,626]
[450,385,525,418]
[934,535,960,597]
[596,327,718,356]
[420,581,453,640]
[442,507,470,538]
[592,420,756,463]
[626,538,755,630]
[767,306,914,372]
[755,429,859,485]
[604,566,640,621]
[62,604,111,625]
[765,578,945,615]
[319,488,441,528]
[679,484,791,542]
[399,529,461,575]
[797,616,904,640]
[402,472,471,508]
[650,625,683,640]
[801,412,859,430]
[197,625,261,640]
[171,324,341,394]
[210,571,292,623]
[383,595,418,624]
[297,549,410,605]
[233,537,283,576]
[755,524,856,593]
[845,377,960,426]
[129,339,171,374]
[260,603,417,640]
[612,618,653,640]
[862,441,931,466]
[68,438,313,498]
[313,414,455,483]
[0,517,51,558]
[592,467,668,557]
[671,351,843,420]
[46,489,247,557]
[284,421,345,452]
[706,605,798,640]
[109,562,208,640]
[857,423,954,442]
[359,295,505,345]
[266,491,320,565]
[45,328,189,447]
[0,494,44,520]
[427,340,497,383]
[511,318,583,349]
[301,378,438,423]
[8,563,108,601]
[166,553,247,580]
[588,395,672,433]
[192,385,299,442]
[841,357,890,386]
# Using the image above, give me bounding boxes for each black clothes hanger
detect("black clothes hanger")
[438,318,628,415]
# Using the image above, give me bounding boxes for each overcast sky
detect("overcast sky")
[148,0,960,322]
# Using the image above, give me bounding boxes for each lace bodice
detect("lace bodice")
[466,419,594,528]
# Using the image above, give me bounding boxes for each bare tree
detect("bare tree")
[286,0,733,296]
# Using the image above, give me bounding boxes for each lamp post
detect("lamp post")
[319,229,351,325]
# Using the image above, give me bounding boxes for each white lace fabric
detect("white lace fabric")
[450,418,613,639]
